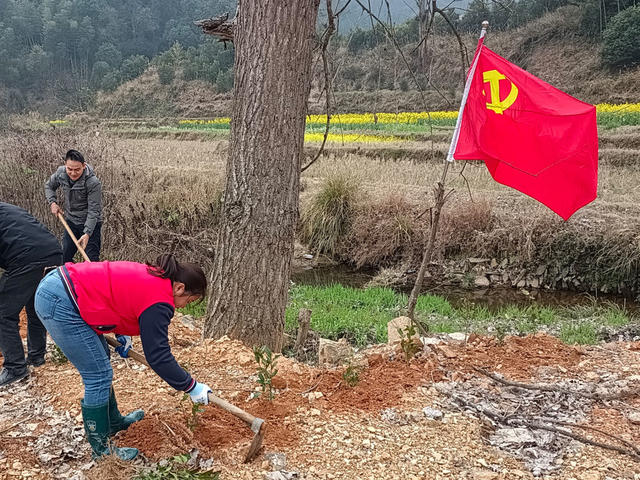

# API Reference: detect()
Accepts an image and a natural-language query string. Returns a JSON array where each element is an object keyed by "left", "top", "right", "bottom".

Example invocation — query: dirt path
[{"left": 1, "top": 316, "right": 640, "bottom": 480}]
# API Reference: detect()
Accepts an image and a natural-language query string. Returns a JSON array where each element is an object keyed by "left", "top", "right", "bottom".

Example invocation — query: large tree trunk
[{"left": 203, "top": 0, "right": 320, "bottom": 351}]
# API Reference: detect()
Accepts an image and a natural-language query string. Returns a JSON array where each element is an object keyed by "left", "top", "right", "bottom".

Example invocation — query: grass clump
[
  {"left": 286, "top": 284, "right": 398, "bottom": 345},
  {"left": 559, "top": 321, "right": 599, "bottom": 345},
  {"left": 301, "top": 175, "right": 359, "bottom": 256}
]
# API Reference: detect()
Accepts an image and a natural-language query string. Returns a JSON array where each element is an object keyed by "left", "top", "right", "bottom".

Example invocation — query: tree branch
[
  {"left": 353, "top": 0, "right": 452, "bottom": 109},
  {"left": 302, "top": 0, "right": 344, "bottom": 173}
]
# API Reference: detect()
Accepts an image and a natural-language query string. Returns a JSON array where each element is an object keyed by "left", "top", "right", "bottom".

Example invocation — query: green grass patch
[
  {"left": 559, "top": 321, "right": 599, "bottom": 345},
  {"left": 597, "top": 111, "right": 640, "bottom": 129},
  {"left": 178, "top": 284, "right": 632, "bottom": 347},
  {"left": 178, "top": 301, "right": 206, "bottom": 317}
]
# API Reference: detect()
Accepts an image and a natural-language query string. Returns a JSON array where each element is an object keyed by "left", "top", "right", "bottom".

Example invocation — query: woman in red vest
[{"left": 34, "top": 254, "right": 211, "bottom": 460}]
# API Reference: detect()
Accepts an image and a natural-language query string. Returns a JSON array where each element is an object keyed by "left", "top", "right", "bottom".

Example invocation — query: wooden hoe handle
[{"left": 56, "top": 213, "right": 91, "bottom": 263}]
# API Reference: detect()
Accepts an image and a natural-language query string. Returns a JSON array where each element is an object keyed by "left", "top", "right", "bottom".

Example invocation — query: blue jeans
[{"left": 34, "top": 270, "right": 112, "bottom": 406}]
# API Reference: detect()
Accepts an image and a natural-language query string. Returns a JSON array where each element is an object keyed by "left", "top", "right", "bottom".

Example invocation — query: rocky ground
[{"left": 1, "top": 313, "right": 640, "bottom": 480}]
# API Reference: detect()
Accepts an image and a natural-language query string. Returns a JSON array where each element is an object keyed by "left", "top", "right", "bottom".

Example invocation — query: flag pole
[
  {"left": 447, "top": 20, "right": 488, "bottom": 162},
  {"left": 406, "top": 21, "right": 489, "bottom": 322}
]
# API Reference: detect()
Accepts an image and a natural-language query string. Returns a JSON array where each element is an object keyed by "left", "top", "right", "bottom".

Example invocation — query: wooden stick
[
  {"left": 0, "top": 415, "right": 34, "bottom": 435},
  {"left": 56, "top": 213, "right": 91, "bottom": 262},
  {"left": 448, "top": 392, "right": 640, "bottom": 462},
  {"left": 516, "top": 419, "right": 640, "bottom": 462},
  {"left": 548, "top": 419, "right": 640, "bottom": 456},
  {"left": 294, "top": 308, "right": 311, "bottom": 355}
]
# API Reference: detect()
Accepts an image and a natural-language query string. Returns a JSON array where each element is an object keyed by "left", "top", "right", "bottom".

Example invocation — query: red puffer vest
[{"left": 63, "top": 261, "right": 175, "bottom": 335}]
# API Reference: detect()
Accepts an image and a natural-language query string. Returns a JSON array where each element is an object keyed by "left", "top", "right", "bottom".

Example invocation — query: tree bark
[{"left": 203, "top": 0, "right": 321, "bottom": 351}]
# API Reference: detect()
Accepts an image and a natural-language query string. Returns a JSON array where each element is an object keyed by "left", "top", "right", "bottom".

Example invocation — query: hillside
[{"left": 94, "top": 7, "right": 640, "bottom": 118}]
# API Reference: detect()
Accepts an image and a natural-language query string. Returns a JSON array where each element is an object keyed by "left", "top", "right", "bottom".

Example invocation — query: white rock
[
  {"left": 422, "top": 407, "right": 444, "bottom": 420},
  {"left": 627, "top": 412, "right": 640, "bottom": 425},
  {"left": 447, "top": 332, "right": 467, "bottom": 342}
]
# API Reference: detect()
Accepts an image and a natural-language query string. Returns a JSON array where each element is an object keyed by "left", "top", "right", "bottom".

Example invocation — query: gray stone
[
  {"left": 474, "top": 275, "right": 491, "bottom": 287},
  {"left": 263, "top": 472, "right": 299, "bottom": 480},
  {"left": 265, "top": 452, "right": 287, "bottom": 470},
  {"left": 318, "top": 338, "right": 353, "bottom": 366},
  {"left": 179, "top": 314, "right": 196, "bottom": 330}
]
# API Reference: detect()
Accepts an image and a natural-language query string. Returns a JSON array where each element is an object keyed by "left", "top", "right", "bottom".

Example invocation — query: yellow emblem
[{"left": 483, "top": 70, "right": 518, "bottom": 114}]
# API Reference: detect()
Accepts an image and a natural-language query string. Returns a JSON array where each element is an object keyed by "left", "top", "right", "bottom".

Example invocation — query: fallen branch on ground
[
  {"left": 474, "top": 366, "right": 639, "bottom": 400},
  {"left": 447, "top": 392, "right": 640, "bottom": 463}
]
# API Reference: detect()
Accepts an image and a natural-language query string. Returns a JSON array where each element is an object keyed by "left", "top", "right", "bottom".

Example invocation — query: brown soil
[
  {"left": 439, "top": 333, "right": 584, "bottom": 380},
  {"left": 3, "top": 317, "right": 640, "bottom": 480}
]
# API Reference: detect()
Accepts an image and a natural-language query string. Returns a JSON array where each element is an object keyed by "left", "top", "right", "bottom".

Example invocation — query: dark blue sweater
[{"left": 139, "top": 303, "right": 195, "bottom": 392}]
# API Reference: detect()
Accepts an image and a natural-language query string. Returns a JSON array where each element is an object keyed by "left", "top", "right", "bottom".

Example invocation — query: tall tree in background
[
  {"left": 202, "top": 0, "right": 321, "bottom": 351},
  {"left": 416, "top": 0, "right": 431, "bottom": 72}
]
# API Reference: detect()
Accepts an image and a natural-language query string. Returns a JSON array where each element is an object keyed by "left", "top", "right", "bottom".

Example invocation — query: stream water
[{"left": 291, "top": 264, "right": 639, "bottom": 313}]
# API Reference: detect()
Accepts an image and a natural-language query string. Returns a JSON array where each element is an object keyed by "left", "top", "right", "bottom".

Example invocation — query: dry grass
[
  {"left": 4, "top": 127, "right": 640, "bottom": 293},
  {"left": 300, "top": 174, "right": 360, "bottom": 256},
  {"left": 0, "top": 133, "right": 223, "bottom": 267}
]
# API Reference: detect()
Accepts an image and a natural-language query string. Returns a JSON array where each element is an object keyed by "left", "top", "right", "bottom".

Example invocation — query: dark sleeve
[
  {"left": 139, "top": 303, "right": 196, "bottom": 392},
  {"left": 44, "top": 171, "right": 60, "bottom": 204}
]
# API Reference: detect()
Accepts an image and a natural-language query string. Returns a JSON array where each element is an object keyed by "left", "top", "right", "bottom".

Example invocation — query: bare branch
[
  {"left": 432, "top": 0, "right": 469, "bottom": 86},
  {"left": 195, "top": 11, "right": 236, "bottom": 43},
  {"left": 353, "top": 0, "right": 452, "bottom": 109},
  {"left": 302, "top": 0, "right": 344, "bottom": 173}
]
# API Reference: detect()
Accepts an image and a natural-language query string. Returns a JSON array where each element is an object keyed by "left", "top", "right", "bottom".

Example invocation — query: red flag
[{"left": 452, "top": 39, "right": 598, "bottom": 220}]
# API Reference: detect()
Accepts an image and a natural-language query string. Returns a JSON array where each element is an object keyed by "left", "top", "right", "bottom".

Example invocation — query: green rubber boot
[
  {"left": 81, "top": 401, "right": 138, "bottom": 460},
  {"left": 108, "top": 387, "right": 144, "bottom": 437}
]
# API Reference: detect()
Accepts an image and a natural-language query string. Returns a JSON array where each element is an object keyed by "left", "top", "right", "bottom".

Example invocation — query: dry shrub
[
  {"left": 0, "top": 130, "right": 221, "bottom": 267},
  {"left": 300, "top": 174, "right": 359, "bottom": 256},
  {"left": 343, "top": 193, "right": 418, "bottom": 268},
  {"left": 436, "top": 199, "right": 494, "bottom": 258}
]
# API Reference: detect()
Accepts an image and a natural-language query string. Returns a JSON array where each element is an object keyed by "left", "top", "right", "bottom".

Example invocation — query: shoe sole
[{"left": 0, "top": 372, "right": 29, "bottom": 388}]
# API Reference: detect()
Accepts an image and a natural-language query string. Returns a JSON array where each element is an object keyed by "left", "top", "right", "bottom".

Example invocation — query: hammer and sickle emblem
[{"left": 483, "top": 69, "right": 518, "bottom": 115}]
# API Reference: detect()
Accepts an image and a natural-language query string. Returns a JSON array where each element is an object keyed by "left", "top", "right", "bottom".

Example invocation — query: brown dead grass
[{"left": 0, "top": 132, "right": 223, "bottom": 267}]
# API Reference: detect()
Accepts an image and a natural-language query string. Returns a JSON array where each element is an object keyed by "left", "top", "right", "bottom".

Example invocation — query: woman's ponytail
[
  {"left": 149, "top": 254, "right": 179, "bottom": 280},
  {"left": 147, "top": 254, "right": 207, "bottom": 297}
]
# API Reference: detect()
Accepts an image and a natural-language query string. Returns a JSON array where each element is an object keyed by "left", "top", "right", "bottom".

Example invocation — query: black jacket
[{"left": 0, "top": 203, "right": 62, "bottom": 270}]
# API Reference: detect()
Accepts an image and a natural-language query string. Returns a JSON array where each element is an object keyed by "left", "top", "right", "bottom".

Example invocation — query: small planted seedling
[
  {"left": 342, "top": 364, "right": 361, "bottom": 387},
  {"left": 398, "top": 322, "right": 421, "bottom": 364},
  {"left": 181, "top": 393, "right": 205, "bottom": 431},
  {"left": 133, "top": 453, "right": 220, "bottom": 480},
  {"left": 253, "top": 345, "right": 280, "bottom": 401}
]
